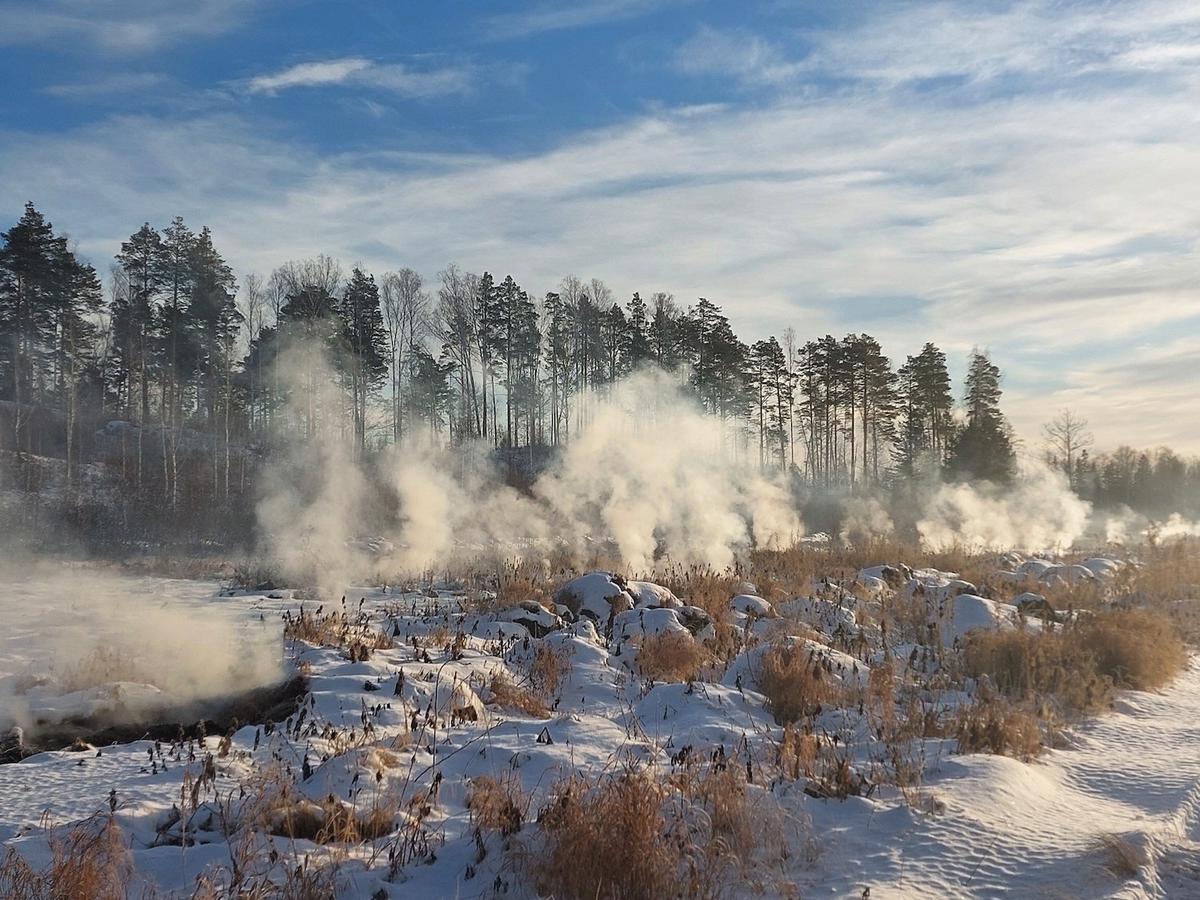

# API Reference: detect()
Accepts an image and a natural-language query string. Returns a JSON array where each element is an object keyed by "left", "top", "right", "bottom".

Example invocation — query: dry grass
[
  {"left": 0, "top": 815, "right": 132, "bottom": 900},
  {"left": 495, "top": 573, "right": 553, "bottom": 611},
  {"left": 757, "top": 643, "right": 830, "bottom": 724},
  {"left": 531, "top": 768, "right": 681, "bottom": 900},
  {"left": 953, "top": 693, "right": 1045, "bottom": 759},
  {"left": 654, "top": 565, "right": 740, "bottom": 624},
  {"left": 283, "top": 605, "right": 393, "bottom": 660},
  {"left": 777, "top": 724, "right": 820, "bottom": 780},
  {"left": 636, "top": 631, "right": 708, "bottom": 683},
  {"left": 468, "top": 775, "right": 528, "bottom": 836},
  {"left": 234, "top": 764, "right": 398, "bottom": 846},
  {"left": 526, "top": 762, "right": 786, "bottom": 900},
  {"left": 1076, "top": 609, "right": 1186, "bottom": 691},
  {"left": 262, "top": 793, "right": 397, "bottom": 844},
  {"left": 486, "top": 670, "right": 550, "bottom": 718},
  {"left": 58, "top": 646, "right": 151, "bottom": 693},
  {"left": 962, "top": 627, "right": 1112, "bottom": 715},
  {"left": 486, "top": 642, "right": 571, "bottom": 716},
  {"left": 528, "top": 643, "right": 570, "bottom": 697},
  {"left": 963, "top": 607, "right": 1186, "bottom": 719},
  {"left": 1125, "top": 539, "right": 1200, "bottom": 606},
  {"left": 1098, "top": 831, "right": 1148, "bottom": 879}
]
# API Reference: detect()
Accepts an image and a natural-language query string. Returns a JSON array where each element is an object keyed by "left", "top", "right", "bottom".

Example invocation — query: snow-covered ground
[{"left": 0, "top": 561, "right": 1196, "bottom": 898}]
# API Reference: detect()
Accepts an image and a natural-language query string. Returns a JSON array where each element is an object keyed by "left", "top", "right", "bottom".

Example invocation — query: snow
[
  {"left": 938, "top": 594, "right": 1019, "bottom": 646},
  {"left": 731, "top": 593, "right": 774, "bottom": 618},
  {"left": 552, "top": 570, "right": 630, "bottom": 620},
  {"left": 1, "top": 559, "right": 1196, "bottom": 898}
]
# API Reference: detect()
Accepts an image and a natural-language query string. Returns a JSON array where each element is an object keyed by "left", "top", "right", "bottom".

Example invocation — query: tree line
[{"left": 2, "top": 203, "right": 1197, "bottom": 539}]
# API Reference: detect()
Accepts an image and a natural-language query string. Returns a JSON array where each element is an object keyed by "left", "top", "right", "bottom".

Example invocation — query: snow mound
[
  {"left": 1038, "top": 564, "right": 1096, "bottom": 587},
  {"left": 636, "top": 681, "right": 774, "bottom": 749},
  {"left": 496, "top": 600, "right": 563, "bottom": 636},
  {"left": 730, "top": 594, "right": 774, "bottom": 619},
  {"left": 722, "top": 637, "right": 869, "bottom": 692},
  {"left": 779, "top": 596, "right": 859, "bottom": 633},
  {"left": 938, "top": 594, "right": 1019, "bottom": 646},
  {"left": 626, "top": 581, "right": 682, "bottom": 609}
]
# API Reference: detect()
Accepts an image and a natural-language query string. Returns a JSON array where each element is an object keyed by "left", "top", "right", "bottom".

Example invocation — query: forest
[{"left": 1, "top": 203, "right": 1197, "bottom": 548}]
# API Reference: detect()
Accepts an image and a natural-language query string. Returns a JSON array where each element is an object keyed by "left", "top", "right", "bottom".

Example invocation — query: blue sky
[{"left": 2, "top": 0, "right": 1199, "bottom": 452}]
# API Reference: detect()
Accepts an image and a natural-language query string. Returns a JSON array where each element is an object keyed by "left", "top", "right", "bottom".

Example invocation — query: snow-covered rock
[
  {"left": 553, "top": 571, "right": 633, "bottom": 621},
  {"left": 611, "top": 606, "right": 693, "bottom": 645},
  {"left": 722, "top": 636, "right": 870, "bottom": 692},
  {"left": 730, "top": 594, "right": 774, "bottom": 619},
  {"left": 626, "top": 580, "right": 682, "bottom": 609},
  {"left": 1038, "top": 564, "right": 1096, "bottom": 587},
  {"left": 779, "top": 596, "right": 859, "bottom": 633},
  {"left": 1016, "top": 558, "right": 1055, "bottom": 578},
  {"left": 1013, "top": 592, "right": 1059, "bottom": 622},
  {"left": 636, "top": 681, "right": 774, "bottom": 749},
  {"left": 496, "top": 600, "right": 563, "bottom": 637},
  {"left": 859, "top": 564, "right": 912, "bottom": 588},
  {"left": 937, "top": 594, "right": 1019, "bottom": 645},
  {"left": 1080, "top": 557, "right": 1122, "bottom": 580}
]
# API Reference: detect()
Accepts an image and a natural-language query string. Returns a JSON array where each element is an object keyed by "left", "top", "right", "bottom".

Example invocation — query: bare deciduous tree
[
  {"left": 1043, "top": 408, "right": 1093, "bottom": 482},
  {"left": 380, "top": 268, "right": 429, "bottom": 444}
]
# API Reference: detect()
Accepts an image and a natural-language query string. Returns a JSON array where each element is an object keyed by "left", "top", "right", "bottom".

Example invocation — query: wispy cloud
[
  {"left": 43, "top": 72, "right": 169, "bottom": 99},
  {"left": 245, "top": 57, "right": 475, "bottom": 98},
  {"left": 673, "top": 25, "right": 805, "bottom": 86},
  {"left": 676, "top": 1, "right": 1200, "bottom": 88},
  {"left": 0, "top": 0, "right": 264, "bottom": 53},
  {"left": 4, "top": 1, "right": 1200, "bottom": 451},
  {"left": 485, "top": 0, "right": 692, "bottom": 39}
]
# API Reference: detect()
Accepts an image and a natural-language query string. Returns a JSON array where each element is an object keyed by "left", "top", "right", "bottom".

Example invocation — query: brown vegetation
[
  {"left": 1076, "top": 609, "right": 1186, "bottom": 691},
  {"left": 757, "top": 642, "right": 830, "bottom": 724},
  {"left": 486, "top": 670, "right": 550, "bottom": 718},
  {"left": 953, "top": 693, "right": 1045, "bottom": 760},
  {"left": 531, "top": 769, "right": 680, "bottom": 900},
  {"left": 283, "top": 605, "right": 393, "bottom": 659},
  {"left": 963, "top": 607, "right": 1186, "bottom": 721},
  {"left": 962, "top": 626, "right": 1111, "bottom": 715},
  {"left": 528, "top": 643, "right": 570, "bottom": 697},
  {"left": 468, "top": 775, "right": 528, "bottom": 836},
  {"left": 0, "top": 815, "right": 131, "bottom": 900},
  {"left": 636, "top": 631, "right": 708, "bottom": 683}
]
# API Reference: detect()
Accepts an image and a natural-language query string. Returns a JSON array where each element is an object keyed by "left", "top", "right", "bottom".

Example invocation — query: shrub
[
  {"left": 468, "top": 775, "right": 528, "bottom": 837},
  {"left": 1076, "top": 608, "right": 1186, "bottom": 691},
  {"left": 963, "top": 606, "right": 1187, "bottom": 718},
  {"left": 283, "top": 605, "right": 393, "bottom": 658},
  {"left": 757, "top": 643, "right": 829, "bottom": 724},
  {"left": 532, "top": 769, "right": 679, "bottom": 900},
  {"left": 962, "top": 627, "right": 1112, "bottom": 715},
  {"left": 486, "top": 671, "right": 550, "bottom": 718},
  {"left": 529, "top": 643, "right": 570, "bottom": 697},
  {"left": 953, "top": 693, "right": 1044, "bottom": 759},
  {"left": 636, "top": 631, "right": 707, "bottom": 683},
  {"left": 655, "top": 565, "right": 739, "bottom": 624},
  {"left": 0, "top": 815, "right": 132, "bottom": 900}
]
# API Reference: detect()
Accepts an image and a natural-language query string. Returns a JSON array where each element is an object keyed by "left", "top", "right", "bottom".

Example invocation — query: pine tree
[
  {"left": 339, "top": 267, "right": 389, "bottom": 452},
  {"left": 541, "top": 291, "right": 574, "bottom": 446},
  {"left": 408, "top": 346, "right": 455, "bottom": 443},
  {"left": 648, "top": 292, "right": 681, "bottom": 369},
  {"left": 748, "top": 337, "right": 789, "bottom": 469},
  {"left": 894, "top": 342, "right": 953, "bottom": 477},
  {"left": 115, "top": 224, "right": 166, "bottom": 430},
  {"left": 379, "top": 268, "right": 427, "bottom": 445},
  {"left": 945, "top": 350, "right": 1016, "bottom": 484},
  {"left": 625, "top": 292, "right": 651, "bottom": 367},
  {"left": 0, "top": 204, "right": 65, "bottom": 451}
]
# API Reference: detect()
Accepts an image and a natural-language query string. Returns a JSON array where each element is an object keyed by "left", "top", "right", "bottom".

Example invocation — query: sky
[{"left": 1, "top": 0, "right": 1198, "bottom": 454}]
